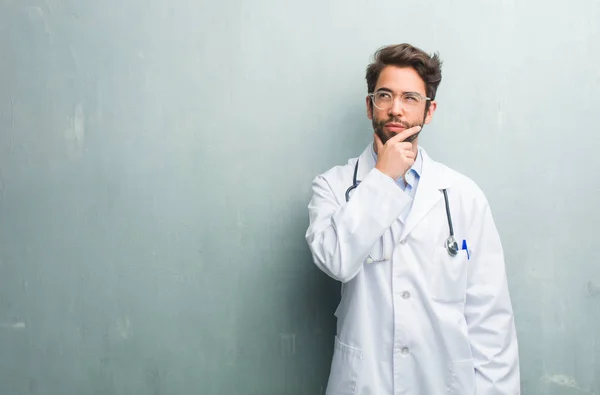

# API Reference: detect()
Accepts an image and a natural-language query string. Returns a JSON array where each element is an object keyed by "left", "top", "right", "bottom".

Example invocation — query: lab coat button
[
  {"left": 401, "top": 291, "right": 411, "bottom": 299},
  {"left": 400, "top": 238, "right": 407, "bottom": 244},
  {"left": 401, "top": 347, "right": 410, "bottom": 355}
]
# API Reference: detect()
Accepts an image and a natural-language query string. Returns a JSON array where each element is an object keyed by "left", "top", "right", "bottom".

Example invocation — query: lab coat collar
[{"left": 355, "top": 143, "right": 454, "bottom": 238}]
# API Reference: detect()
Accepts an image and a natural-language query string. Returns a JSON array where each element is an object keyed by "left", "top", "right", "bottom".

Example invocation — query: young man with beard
[{"left": 305, "top": 43, "right": 520, "bottom": 395}]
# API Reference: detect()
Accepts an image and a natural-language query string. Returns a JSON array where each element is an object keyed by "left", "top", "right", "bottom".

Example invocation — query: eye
[
  {"left": 376, "top": 92, "right": 392, "bottom": 100},
  {"left": 404, "top": 94, "right": 419, "bottom": 102}
]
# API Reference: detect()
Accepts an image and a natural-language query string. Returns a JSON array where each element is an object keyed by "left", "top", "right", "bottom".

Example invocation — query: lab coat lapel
[
  {"left": 355, "top": 144, "right": 376, "bottom": 182},
  {"left": 401, "top": 149, "right": 452, "bottom": 239}
]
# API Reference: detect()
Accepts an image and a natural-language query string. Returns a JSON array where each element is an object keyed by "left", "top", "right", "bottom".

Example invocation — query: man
[{"left": 305, "top": 43, "right": 520, "bottom": 395}]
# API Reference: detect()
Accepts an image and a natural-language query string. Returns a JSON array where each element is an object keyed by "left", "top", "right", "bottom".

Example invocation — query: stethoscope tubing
[{"left": 345, "top": 159, "right": 459, "bottom": 257}]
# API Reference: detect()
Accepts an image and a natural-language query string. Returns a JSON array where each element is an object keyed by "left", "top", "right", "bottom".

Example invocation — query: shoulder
[
  {"left": 312, "top": 155, "right": 359, "bottom": 186},
  {"left": 430, "top": 160, "right": 498, "bottom": 234},
  {"left": 449, "top": 166, "right": 487, "bottom": 200},
  {"left": 425, "top": 150, "right": 490, "bottom": 206},
  {"left": 304, "top": 157, "right": 356, "bottom": 208}
]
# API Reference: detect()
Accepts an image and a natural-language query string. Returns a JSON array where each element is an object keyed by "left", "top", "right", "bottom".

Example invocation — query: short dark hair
[{"left": 365, "top": 43, "right": 443, "bottom": 100}]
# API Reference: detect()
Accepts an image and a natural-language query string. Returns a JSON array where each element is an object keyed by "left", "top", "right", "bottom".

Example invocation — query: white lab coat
[{"left": 305, "top": 144, "right": 520, "bottom": 395}]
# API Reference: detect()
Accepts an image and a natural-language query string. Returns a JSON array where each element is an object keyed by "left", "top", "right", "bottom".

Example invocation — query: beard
[{"left": 372, "top": 113, "right": 426, "bottom": 144}]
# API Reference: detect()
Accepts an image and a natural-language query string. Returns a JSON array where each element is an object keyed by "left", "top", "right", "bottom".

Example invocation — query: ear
[
  {"left": 423, "top": 100, "right": 437, "bottom": 124},
  {"left": 366, "top": 96, "right": 373, "bottom": 120}
]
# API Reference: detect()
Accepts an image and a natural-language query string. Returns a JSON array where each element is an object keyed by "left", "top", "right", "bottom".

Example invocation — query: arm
[
  {"left": 305, "top": 167, "right": 411, "bottom": 283},
  {"left": 465, "top": 201, "right": 520, "bottom": 394}
]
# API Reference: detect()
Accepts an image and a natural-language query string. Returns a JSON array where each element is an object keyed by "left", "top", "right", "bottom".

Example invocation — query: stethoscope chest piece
[{"left": 445, "top": 235, "right": 459, "bottom": 257}]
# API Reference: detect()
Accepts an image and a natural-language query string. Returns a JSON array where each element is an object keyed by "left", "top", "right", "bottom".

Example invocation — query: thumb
[{"left": 374, "top": 133, "right": 383, "bottom": 153}]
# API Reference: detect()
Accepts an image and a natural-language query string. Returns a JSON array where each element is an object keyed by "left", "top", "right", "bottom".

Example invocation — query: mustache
[{"left": 380, "top": 118, "right": 410, "bottom": 128}]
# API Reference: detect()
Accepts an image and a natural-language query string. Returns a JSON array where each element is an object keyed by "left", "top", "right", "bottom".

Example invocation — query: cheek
[
  {"left": 413, "top": 111, "right": 429, "bottom": 125},
  {"left": 373, "top": 109, "right": 387, "bottom": 122}
]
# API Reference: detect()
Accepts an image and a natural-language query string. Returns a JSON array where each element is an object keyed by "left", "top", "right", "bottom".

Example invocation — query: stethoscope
[{"left": 345, "top": 159, "right": 460, "bottom": 258}]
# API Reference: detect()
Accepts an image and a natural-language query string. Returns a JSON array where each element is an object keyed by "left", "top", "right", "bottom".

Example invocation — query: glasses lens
[
  {"left": 373, "top": 92, "right": 392, "bottom": 108},
  {"left": 402, "top": 93, "right": 423, "bottom": 106}
]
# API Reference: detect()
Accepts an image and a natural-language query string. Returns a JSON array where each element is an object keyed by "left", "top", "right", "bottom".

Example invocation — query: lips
[{"left": 385, "top": 123, "right": 407, "bottom": 132}]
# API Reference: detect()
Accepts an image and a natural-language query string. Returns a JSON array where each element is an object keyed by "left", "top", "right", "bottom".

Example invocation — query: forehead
[{"left": 375, "top": 66, "right": 426, "bottom": 94}]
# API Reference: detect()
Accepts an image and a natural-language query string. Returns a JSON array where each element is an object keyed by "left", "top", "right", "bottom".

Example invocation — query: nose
[{"left": 388, "top": 96, "right": 404, "bottom": 117}]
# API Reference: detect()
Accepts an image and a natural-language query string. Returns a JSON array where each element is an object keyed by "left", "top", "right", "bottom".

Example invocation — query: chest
[{"left": 363, "top": 194, "right": 471, "bottom": 304}]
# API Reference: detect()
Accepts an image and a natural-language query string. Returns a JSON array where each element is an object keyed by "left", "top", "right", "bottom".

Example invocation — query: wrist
[{"left": 375, "top": 165, "right": 394, "bottom": 180}]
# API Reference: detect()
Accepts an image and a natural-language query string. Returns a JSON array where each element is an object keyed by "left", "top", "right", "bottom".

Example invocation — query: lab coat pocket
[
  {"left": 325, "top": 336, "right": 363, "bottom": 395},
  {"left": 449, "top": 359, "right": 475, "bottom": 395},
  {"left": 431, "top": 246, "right": 468, "bottom": 303}
]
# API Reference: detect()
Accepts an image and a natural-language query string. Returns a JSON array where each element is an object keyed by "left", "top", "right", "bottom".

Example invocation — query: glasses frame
[{"left": 368, "top": 90, "right": 431, "bottom": 111}]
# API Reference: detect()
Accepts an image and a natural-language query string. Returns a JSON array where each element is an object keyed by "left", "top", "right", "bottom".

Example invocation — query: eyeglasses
[{"left": 368, "top": 90, "right": 431, "bottom": 111}]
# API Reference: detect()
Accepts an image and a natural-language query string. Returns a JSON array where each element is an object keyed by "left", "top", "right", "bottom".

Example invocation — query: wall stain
[{"left": 587, "top": 281, "right": 600, "bottom": 298}]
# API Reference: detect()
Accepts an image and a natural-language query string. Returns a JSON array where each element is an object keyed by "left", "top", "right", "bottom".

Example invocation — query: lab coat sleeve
[
  {"left": 465, "top": 200, "right": 520, "bottom": 395},
  {"left": 305, "top": 167, "right": 411, "bottom": 283}
]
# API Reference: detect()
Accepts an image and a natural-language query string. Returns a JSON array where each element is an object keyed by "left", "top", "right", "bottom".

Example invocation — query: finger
[
  {"left": 398, "top": 142, "right": 415, "bottom": 151},
  {"left": 392, "top": 143, "right": 415, "bottom": 156},
  {"left": 389, "top": 125, "right": 421, "bottom": 144},
  {"left": 405, "top": 150, "right": 416, "bottom": 160},
  {"left": 373, "top": 133, "right": 383, "bottom": 152},
  {"left": 399, "top": 150, "right": 416, "bottom": 160}
]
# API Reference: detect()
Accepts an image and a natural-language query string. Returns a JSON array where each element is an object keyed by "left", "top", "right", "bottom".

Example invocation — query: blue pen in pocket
[{"left": 462, "top": 239, "right": 470, "bottom": 260}]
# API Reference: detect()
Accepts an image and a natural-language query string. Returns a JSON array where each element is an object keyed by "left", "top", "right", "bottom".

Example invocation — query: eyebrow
[{"left": 374, "top": 87, "right": 423, "bottom": 96}]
